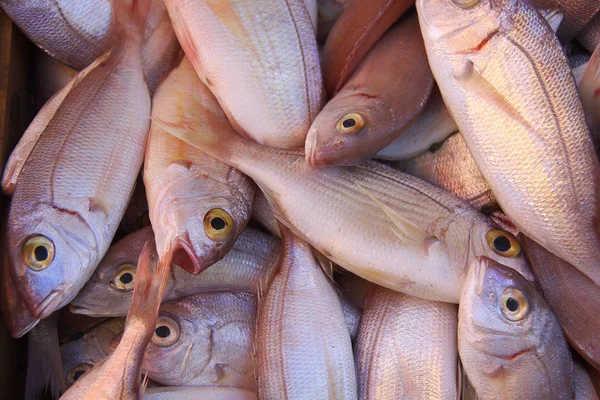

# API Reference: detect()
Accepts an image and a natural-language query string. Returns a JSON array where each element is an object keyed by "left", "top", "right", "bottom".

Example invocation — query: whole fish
[
  {"left": 375, "top": 87, "right": 458, "bottom": 161},
  {"left": 155, "top": 117, "right": 532, "bottom": 303},
  {"left": 355, "top": 286, "right": 458, "bottom": 400},
  {"left": 458, "top": 257, "right": 574, "bottom": 399},
  {"left": 60, "top": 240, "right": 170, "bottom": 400},
  {"left": 140, "top": 292, "right": 256, "bottom": 389},
  {"left": 164, "top": 0, "right": 323, "bottom": 149},
  {"left": 529, "top": 0, "right": 600, "bottom": 42},
  {"left": 396, "top": 133, "right": 497, "bottom": 213},
  {"left": 417, "top": 0, "right": 600, "bottom": 286},
  {"left": 578, "top": 13, "right": 600, "bottom": 54},
  {"left": 145, "top": 57, "right": 255, "bottom": 275},
  {"left": 60, "top": 318, "right": 125, "bottom": 388},
  {"left": 306, "top": 14, "right": 434, "bottom": 167},
  {"left": 322, "top": 0, "right": 415, "bottom": 97},
  {"left": 143, "top": 387, "right": 257, "bottom": 400},
  {"left": 6, "top": 0, "right": 151, "bottom": 319},
  {"left": 257, "top": 226, "right": 357, "bottom": 399},
  {"left": 70, "top": 226, "right": 280, "bottom": 316},
  {"left": 521, "top": 235, "right": 600, "bottom": 369},
  {"left": 575, "top": 362, "right": 600, "bottom": 400}
]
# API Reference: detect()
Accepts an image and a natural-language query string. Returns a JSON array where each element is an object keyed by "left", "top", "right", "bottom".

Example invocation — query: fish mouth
[
  {"left": 170, "top": 236, "right": 209, "bottom": 276},
  {"left": 69, "top": 304, "right": 106, "bottom": 317},
  {"left": 305, "top": 129, "right": 321, "bottom": 168},
  {"left": 11, "top": 318, "right": 40, "bottom": 339},
  {"left": 31, "top": 288, "right": 64, "bottom": 319}
]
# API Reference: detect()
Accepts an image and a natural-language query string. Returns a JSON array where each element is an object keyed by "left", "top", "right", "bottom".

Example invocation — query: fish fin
[
  {"left": 313, "top": 249, "right": 335, "bottom": 282},
  {"left": 88, "top": 196, "right": 110, "bottom": 216},
  {"left": 538, "top": 8, "right": 563, "bottom": 33},
  {"left": 355, "top": 183, "right": 430, "bottom": 246},
  {"left": 578, "top": 42, "right": 600, "bottom": 130},
  {"left": 25, "top": 313, "right": 67, "bottom": 400},
  {"left": 455, "top": 62, "right": 543, "bottom": 143},
  {"left": 114, "top": 0, "right": 151, "bottom": 35},
  {"left": 140, "top": 373, "right": 149, "bottom": 398}
]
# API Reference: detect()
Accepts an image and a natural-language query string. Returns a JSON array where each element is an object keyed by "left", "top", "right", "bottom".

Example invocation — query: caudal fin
[{"left": 114, "top": 0, "right": 152, "bottom": 38}]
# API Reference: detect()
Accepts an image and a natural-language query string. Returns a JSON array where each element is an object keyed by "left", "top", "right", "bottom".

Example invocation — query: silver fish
[{"left": 143, "top": 387, "right": 257, "bottom": 400}]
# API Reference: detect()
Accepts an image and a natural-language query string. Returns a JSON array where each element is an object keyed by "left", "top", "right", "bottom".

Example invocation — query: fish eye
[
  {"left": 500, "top": 288, "right": 530, "bottom": 321},
  {"left": 152, "top": 316, "right": 180, "bottom": 347},
  {"left": 336, "top": 113, "right": 365, "bottom": 134},
  {"left": 203, "top": 208, "right": 234, "bottom": 242},
  {"left": 452, "top": 0, "right": 481, "bottom": 8},
  {"left": 68, "top": 363, "right": 92, "bottom": 385},
  {"left": 22, "top": 235, "right": 55, "bottom": 271},
  {"left": 110, "top": 264, "right": 137, "bottom": 292},
  {"left": 486, "top": 229, "right": 521, "bottom": 257}
]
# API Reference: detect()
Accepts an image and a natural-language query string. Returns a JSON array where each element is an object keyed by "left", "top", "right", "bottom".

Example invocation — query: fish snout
[{"left": 28, "top": 286, "right": 65, "bottom": 319}]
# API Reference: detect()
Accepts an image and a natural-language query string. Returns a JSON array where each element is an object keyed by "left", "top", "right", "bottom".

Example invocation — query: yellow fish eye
[
  {"left": 452, "top": 0, "right": 481, "bottom": 8},
  {"left": 500, "top": 288, "right": 530, "bottom": 321},
  {"left": 152, "top": 316, "right": 180, "bottom": 347},
  {"left": 486, "top": 229, "right": 521, "bottom": 257},
  {"left": 22, "top": 235, "right": 55, "bottom": 271},
  {"left": 68, "top": 363, "right": 92, "bottom": 385},
  {"left": 203, "top": 208, "right": 234, "bottom": 242},
  {"left": 110, "top": 264, "right": 137, "bottom": 292},
  {"left": 336, "top": 113, "right": 365, "bottom": 134}
]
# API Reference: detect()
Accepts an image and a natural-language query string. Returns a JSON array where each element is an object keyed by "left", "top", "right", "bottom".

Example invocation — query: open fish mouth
[{"left": 31, "top": 287, "right": 64, "bottom": 319}]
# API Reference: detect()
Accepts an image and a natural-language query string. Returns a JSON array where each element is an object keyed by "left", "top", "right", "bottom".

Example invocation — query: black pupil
[
  {"left": 155, "top": 325, "right": 170, "bottom": 338},
  {"left": 506, "top": 297, "right": 519, "bottom": 312},
  {"left": 73, "top": 369, "right": 86, "bottom": 381},
  {"left": 493, "top": 236, "right": 511, "bottom": 252},
  {"left": 34, "top": 245, "right": 48, "bottom": 261},
  {"left": 211, "top": 217, "right": 226, "bottom": 230},
  {"left": 119, "top": 273, "right": 133, "bottom": 284},
  {"left": 342, "top": 118, "right": 356, "bottom": 128}
]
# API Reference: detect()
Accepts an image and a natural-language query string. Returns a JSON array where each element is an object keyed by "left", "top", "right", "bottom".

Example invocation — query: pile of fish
[{"left": 1, "top": 0, "right": 600, "bottom": 398}]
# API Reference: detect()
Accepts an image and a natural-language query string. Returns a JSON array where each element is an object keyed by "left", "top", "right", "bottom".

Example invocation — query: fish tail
[
  {"left": 114, "top": 0, "right": 152, "bottom": 39},
  {"left": 125, "top": 242, "right": 170, "bottom": 331},
  {"left": 24, "top": 313, "right": 67, "bottom": 400}
]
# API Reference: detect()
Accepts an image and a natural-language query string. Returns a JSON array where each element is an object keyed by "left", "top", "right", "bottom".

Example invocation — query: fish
[
  {"left": 25, "top": 314, "right": 67, "bottom": 400},
  {"left": 577, "top": 42, "right": 600, "bottom": 148},
  {"left": 355, "top": 286, "right": 458, "bottom": 399},
  {"left": 115, "top": 176, "right": 150, "bottom": 241},
  {"left": 164, "top": 0, "right": 323, "bottom": 149},
  {"left": 316, "top": 0, "right": 348, "bottom": 43},
  {"left": 334, "top": 271, "right": 374, "bottom": 310},
  {"left": 417, "top": 0, "right": 600, "bottom": 286},
  {"left": 321, "top": 0, "right": 415, "bottom": 97},
  {"left": 395, "top": 133, "right": 497, "bottom": 213},
  {"left": 145, "top": 56, "right": 255, "bottom": 275},
  {"left": 578, "top": 13, "right": 600, "bottom": 54},
  {"left": 143, "top": 387, "right": 257, "bottom": 400},
  {"left": 60, "top": 240, "right": 171, "bottom": 400},
  {"left": 140, "top": 292, "right": 256, "bottom": 389},
  {"left": 6, "top": 0, "right": 152, "bottom": 319},
  {"left": 60, "top": 318, "right": 125, "bottom": 388},
  {"left": 529, "top": 0, "right": 600, "bottom": 43},
  {"left": 575, "top": 362, "right": 600, "bottom": 400},
  {"left": 521, "top": 235, "right": 600, "bottom": 370},
  {"left": 256, "top": 225, "right": 357, "bottom": 399},
  {"left": 458, "top": 257, "right": 574, "bottom": 399},
  {"left": 154, "top": 115, "right": 533, "bottom": 303},
  {"left": 337, "top": 288, "right": 362, "bottom": 341},
  {"left": 375, "top": 87, "right": 458, "bottom": 161},
  {"left": 33, "top": 49, "right": 78, "bottom": 110},
  {"left": 306, "top": 13, "right": 434, "bottom": 167},
  {"left": 1, "top": 53, "right": 107, "bottom": 197},
  {"left": 251, "top": 191, "right": 281, "bottom": 238},
  {"left": 70, "top": 226, "right": 280, "bottom": 317}
]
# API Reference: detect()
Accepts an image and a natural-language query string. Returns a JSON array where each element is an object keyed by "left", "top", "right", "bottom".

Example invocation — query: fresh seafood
[
  {"left": 164, "top": 0, "right": 323, "bottom": 149},
  {"left": 575, "top": 362, "right": 600, "bottom": 400},
  {"left": 143, "top": 387, "right": 258, "bottom": 400},
  {"left": 356, "top": 286, "right": 458, "bottom": 400},
  {"left": 257, "top": 226, "right": 357, "bottom": 399},
  {"left": 70, "top": 227, "right": 280, "bottom": 316},
  {"left": 141, "top": 292, "right": 256, "bottom": 389},
  {"left": 458, "top": 257, "right": 574, "bottom": 399},
  {"left": 531, "top": 0, "right": 600, "bottom": 42},
  {"left": 306, "top": 14, "right": 434, "bottom": 167},
  {"left": 155, "top": 118, "right": 533, "bottom": 303},
  {"left": 33, "top": 50, "right": 77, "bottom": 109},
  {"left": 251, "top": 191, "right": 281, "bottom": 237},
  {"left": 418, "top": 0, "right": 600, "bottom": 286}
]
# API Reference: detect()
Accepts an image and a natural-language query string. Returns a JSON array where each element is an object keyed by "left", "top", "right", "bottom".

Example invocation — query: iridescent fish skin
[
  {"left": 529, "top": 0, "right": 600, "bottom": 42},
  {"left": 70, "top": 227, "right": 280, "bottom": 316},
  {"left": 145, "top": 57, "right": 255, "bottom": 275},
  {"left": 418, "top": 0, "right": 600, "bottom": 286},
  {"left": 458, "top": 257, "right": 574, "bottom": 400},
  {"left": 144, "top": 387, "right": 258, "bottom": 400},
  {"left": 164, "top": 0, "right": 323, "bottom": 149}
]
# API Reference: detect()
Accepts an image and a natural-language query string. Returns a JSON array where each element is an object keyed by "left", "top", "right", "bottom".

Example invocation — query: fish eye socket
[
  {"left": 152, "top": 316, "right": 180, "bottom": 347},
  {"left": 203, "top": 208, "right": 234, "bottom": 242},
  {"left": 485, "top": 229, "right": 521, "bottom": 257},
  {"left": 110, "top": 264, "right": 137, "bottom": 292},
  {"left": 336, "top": 113, "right": 365, "bottom": 134},
  {"left": 452, "top": 0, "right": 481, "bottom": 8},
  {"left": 68, "top": 363, "right": 92, "bottom": 385},
  {"left": 500, "top": 288, "right": 530, "bottom": 321},
  {"left": 22, "top": 235, "right": 55, "bottom": 271}
]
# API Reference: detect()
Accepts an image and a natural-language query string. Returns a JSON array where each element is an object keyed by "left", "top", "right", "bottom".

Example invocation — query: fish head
[
  {"left": 8, "top": 204, "right": 97, "bottom": 319},
  {"left": 70, "top": 227, "right": 175, "bottom": 317},
  {"left": 142, "top": 304, "right": 211, "bottom": 385},
  {"left": 305, "top": 91, "right": 383, "bottom": 167}
]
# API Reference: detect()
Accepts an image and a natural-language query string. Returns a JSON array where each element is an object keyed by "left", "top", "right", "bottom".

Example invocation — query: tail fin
[
  {"left": 125, "top": 242, "right": 171, "bottom": 330},
  {"left": 24, "top": 313, "right": 67, "bottom": 400},
  {"left": 114, "top": 0, "right": 152, "bottom": 38}
]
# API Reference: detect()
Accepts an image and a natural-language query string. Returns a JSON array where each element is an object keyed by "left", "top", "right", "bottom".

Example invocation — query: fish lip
[
  {"left": 68, "top": 304, "right": 105, "bottom": 317},
  {"left": 11, "top": 318, "right": 40, "bottom": 339},
  {"left": 31, "top": 288, "right": 64, "bottom": 319},
  {"left": 171, "top": 235, "right": 207, "bottom": 276},
  {"left": 474, "top": 256, "right": 489, "bottom": 296},
  {"left": 305, "top": 129, "right": 321, "bottom": 168}
]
